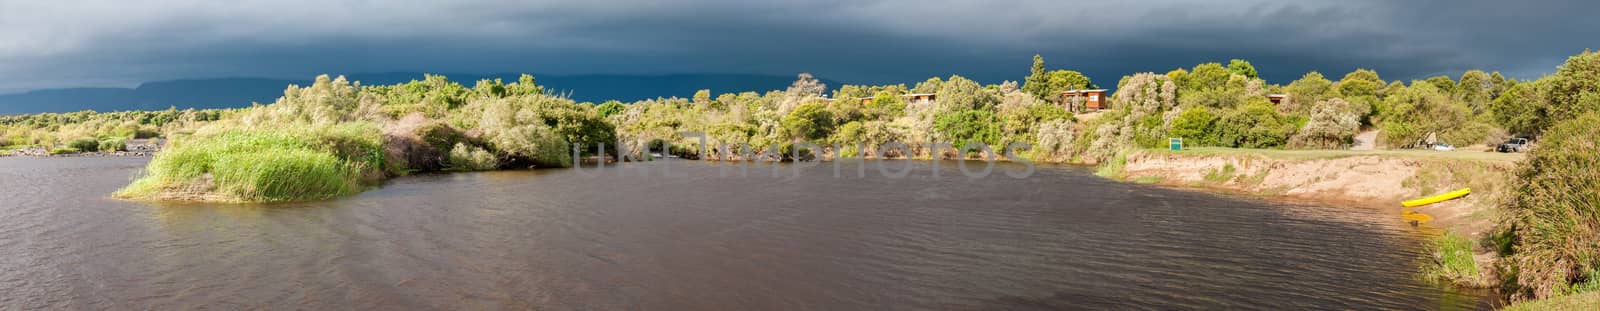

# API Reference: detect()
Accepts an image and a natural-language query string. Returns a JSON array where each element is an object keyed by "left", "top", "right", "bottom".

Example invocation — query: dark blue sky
[{"left": 1, "top": 0, "right": 1595, "bottom": 93}]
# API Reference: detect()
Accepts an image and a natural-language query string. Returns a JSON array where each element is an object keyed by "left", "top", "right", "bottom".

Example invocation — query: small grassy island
[
  {"left": 111, "top": 75, "right": 610, "bottom": 202},
  {"left": 4, "top": 51, "right": 1599, "bottom": 309}
]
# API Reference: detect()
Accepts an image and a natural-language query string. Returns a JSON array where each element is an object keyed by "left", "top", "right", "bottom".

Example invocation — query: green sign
[{"left": 1169, "top": 138, "right": 1183, "bottom": 151}]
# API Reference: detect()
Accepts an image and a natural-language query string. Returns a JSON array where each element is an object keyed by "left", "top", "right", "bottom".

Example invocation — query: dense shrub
[
  {"left": 1290, "top": 98, "right": 1361, "bottom": 149},
  {"left": 383, "top": 113, "right": 465, "bottom": 172},
  {"left": 98, "top": 138, "right": 127, "bottom": 152},
  {"left": 1213, "top": 101, "right": 1294, "bottom": 148},
  {"left": 933, "top": 109, "right": 1001, "bottom": 154},
  {"left": 1170, "top": 106, "right": 1217, "bottom": 146},
  {"left": 1080, "top": 73, "right": 1178, "bottom": 162},
  {"left": 67, "top": 138, "right": 99, "bottom": 152},
  {"left": 1380, "top": 82, "right": 1480, "bottom": 148},
  {"left": 781, "top": 102, "right": 834, "bottom": 141},
  {"left": 448, "top": 143, "right": 499, "bottom": 171},
  {"left": 1031, "top": 119, "right": 1077, "bottom": 162},
  {"left": 1540, "top": 50, "right": 1600, "bottom": 132},
  {"left": 1495, "top": 112, "right": 1600, "bottom": 301}
]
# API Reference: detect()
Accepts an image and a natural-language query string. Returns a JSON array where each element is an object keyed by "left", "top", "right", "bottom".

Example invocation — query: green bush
[
  {"left": 486, "top": 123, "right": 571, "bottom": 168},
  {"left": 934, "top": 109, "right": 1001, "bottom": 153},
  {"left": 782, "top": 102, "right": 834, "bottom": 141},
  {"left": 98, "top": 138, "right": 127, "bottom": 152},
  {"left": 1171, "top": 107, "right": 1217, "bottom": 146},
  {"left": 448, "top": 143, "right": 499, "bottom": 171},
  {"left": 1496, "top": 112, "right": 1600, "bottom": 300},
  {"left": 1212, "top": 101, "right": 1294, "bottom": 148},
  {"left": 1289, "top": 98, "right": 1360, "bottom": 149},
  {"left": 49, "top": 147, "right": 79, "bottom": 155},
  {"left": 67, "top": 138, "right": 99, "bottom": 152}
]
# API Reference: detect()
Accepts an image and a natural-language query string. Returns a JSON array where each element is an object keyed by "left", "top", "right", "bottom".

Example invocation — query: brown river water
[{"left": 1, "top": 157, "right": 1492, "bottom": 310}]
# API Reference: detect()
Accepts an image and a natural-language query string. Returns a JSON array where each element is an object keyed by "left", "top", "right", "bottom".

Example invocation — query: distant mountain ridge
[{"left": 0, "top": 73, "right": 841, "bottom": 115}]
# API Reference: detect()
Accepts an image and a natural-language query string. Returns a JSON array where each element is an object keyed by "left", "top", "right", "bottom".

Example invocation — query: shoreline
[{"left": 1099, "top": 147, "right": 1518, "bottom": 291}]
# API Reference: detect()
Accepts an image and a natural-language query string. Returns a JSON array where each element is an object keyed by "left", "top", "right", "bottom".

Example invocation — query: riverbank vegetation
[
  {"left": 1421, "top": 230, "right": 1490, "bottom": 287},
  {"left": 1494, "top": 112, "right": 1600, "bottom": 302},
  {"left": 0, "top": 109, "right": 224, "bottom": 154},
  {"left": 113, "top": 74, "right": 613, "bottom": 202}
]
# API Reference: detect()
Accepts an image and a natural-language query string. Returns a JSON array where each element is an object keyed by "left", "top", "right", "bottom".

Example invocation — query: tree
[
  {"left": 935, "top": 75, "right": 999, "bottom": 111},
  {"left": 1185, "top": 63, "right": 1232, "bottom": 92},
  {"left": 1425, "top": 75, "right": 1457, "bottom": 95},
  {"left": 1489, "top": 71, "right": 1513, "bottom": 98},
  {"left": 595, "top": 101, "right": 625, "bottom": 118},
  {"left": 1165, "top": 68, "right": 1190, "bottom": 87},
  {"left": 1283, "top": 72, "right": 1335, "bottom": 115},
  {"left": 1023, "top": 55, "right": 1050, "bottom": 99},
  {"left": 1379, "top": 82, "right": 1479, "bottom": 148},
  {"left": 1213, "top": 100, "right": 1295, "bottom": 148},
  {"left": 1227, "top": 59, "right": 1258, "bottom": 79},
  {"left": 1049, "top": 70, "right": 1095, "bottom": 90},
  {"left": 693, "top": 89, "right": 712, "bottom": 105},
  {"left": 934, "top": 109, "right": 1001, "bottom": 154},
  {"left": 865, "top": 91, "right": 906, "bottom": 118},
  {"left": 1290, "top": 98, "right": 1361, "bottom": 149},
  {"left": 1336, "top": 69, "right": 1383, "bottom": 98},
  {"left": 1170, "top": 106, "right": 1218, "bottom": 146},
  {"left": 1541, "top": 50, "right": 1600, "bottom": 131},
  {"left": 1023, "top": 55, "right": 1096, "bottom": 103},
  {"left": 912, "top": 77, "right": 944, "bottom": 94},
  {"left": 1490, "top": 80, "right": 1546, "bottom": 136},
  {"left": 781, "top": 102, "right": 834, "bottom": 141},
  {"left": 786, "top": 73, "right": 826, "bottom": 97},
  {"left": 1457, "top": 70, "right": 1493, "bottom": 115},
  {"left": 1486, "top": 50, "right": 1600, "bottom": 137}
]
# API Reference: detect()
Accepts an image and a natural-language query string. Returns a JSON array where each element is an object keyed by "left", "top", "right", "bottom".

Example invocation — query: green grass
[
  {"left": 1203, "top": 163, "right": 1237, "bottom": 183},
  {"left": 1501, "top": 291, "right": 1600, "bottom": 311},
  {"left": 1420, "top": 230, "right": 1489, "bottom": 288},
  {"left": 1151, "top": 146, "right": 1524, "bottom": 162},
  {"left": 117, "top": 123, "right": 386, "bottom": 202},
  {"left": 1094, "top": 150, "right": 1129, "bottom": 179}
]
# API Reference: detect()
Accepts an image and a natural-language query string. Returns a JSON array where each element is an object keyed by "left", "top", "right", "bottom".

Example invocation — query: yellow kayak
[{"left": 1402, "top": 188, "right": 1471, "bottom": 207}]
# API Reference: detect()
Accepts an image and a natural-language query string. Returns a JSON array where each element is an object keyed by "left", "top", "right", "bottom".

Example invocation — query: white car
[{"left": 1432, "top": 143, "right": 1456, "bottom": 151}]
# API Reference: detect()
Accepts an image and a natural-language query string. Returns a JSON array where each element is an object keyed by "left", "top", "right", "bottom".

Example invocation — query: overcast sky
[{"left": 1, "top": 0, "right": 1595, "bottom": 93}]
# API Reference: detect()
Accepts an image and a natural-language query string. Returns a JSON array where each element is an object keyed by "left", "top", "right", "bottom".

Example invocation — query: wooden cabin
[
  {"left": 1267, "top": 94, "right": 1287, "bottom": 105},
  {"left": 902, "top": 93, "right": 936, "bottom": 105},
  {"left": 1060, "top": 89, "right": 1109, "bottom": 110}
]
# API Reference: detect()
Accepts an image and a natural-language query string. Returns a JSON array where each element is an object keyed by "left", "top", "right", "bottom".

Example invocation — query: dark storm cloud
[{"left": 0, "top": 0, "right": 1595, "bottom": 92}]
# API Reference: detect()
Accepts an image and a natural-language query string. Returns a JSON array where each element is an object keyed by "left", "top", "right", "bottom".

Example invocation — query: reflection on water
[{"left": 0, "top": 157, "right": 1492, "bottom": 309}]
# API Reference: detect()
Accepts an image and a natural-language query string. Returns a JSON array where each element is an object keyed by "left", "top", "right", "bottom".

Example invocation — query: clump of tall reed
[
  {"left": 1419, "top": 230, "right": 1489, "bottom": 288},
  {"left": 1495, "top": 112, "right": 1600, "bottom": 301},
  {"left": 116, "top": 123, "right": 387, "bottom": 202}
]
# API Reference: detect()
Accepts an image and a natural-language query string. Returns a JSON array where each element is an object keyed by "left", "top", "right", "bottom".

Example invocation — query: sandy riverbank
[{"left": 1105, "top": 147, "right": 1521, "bottom": 287}]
